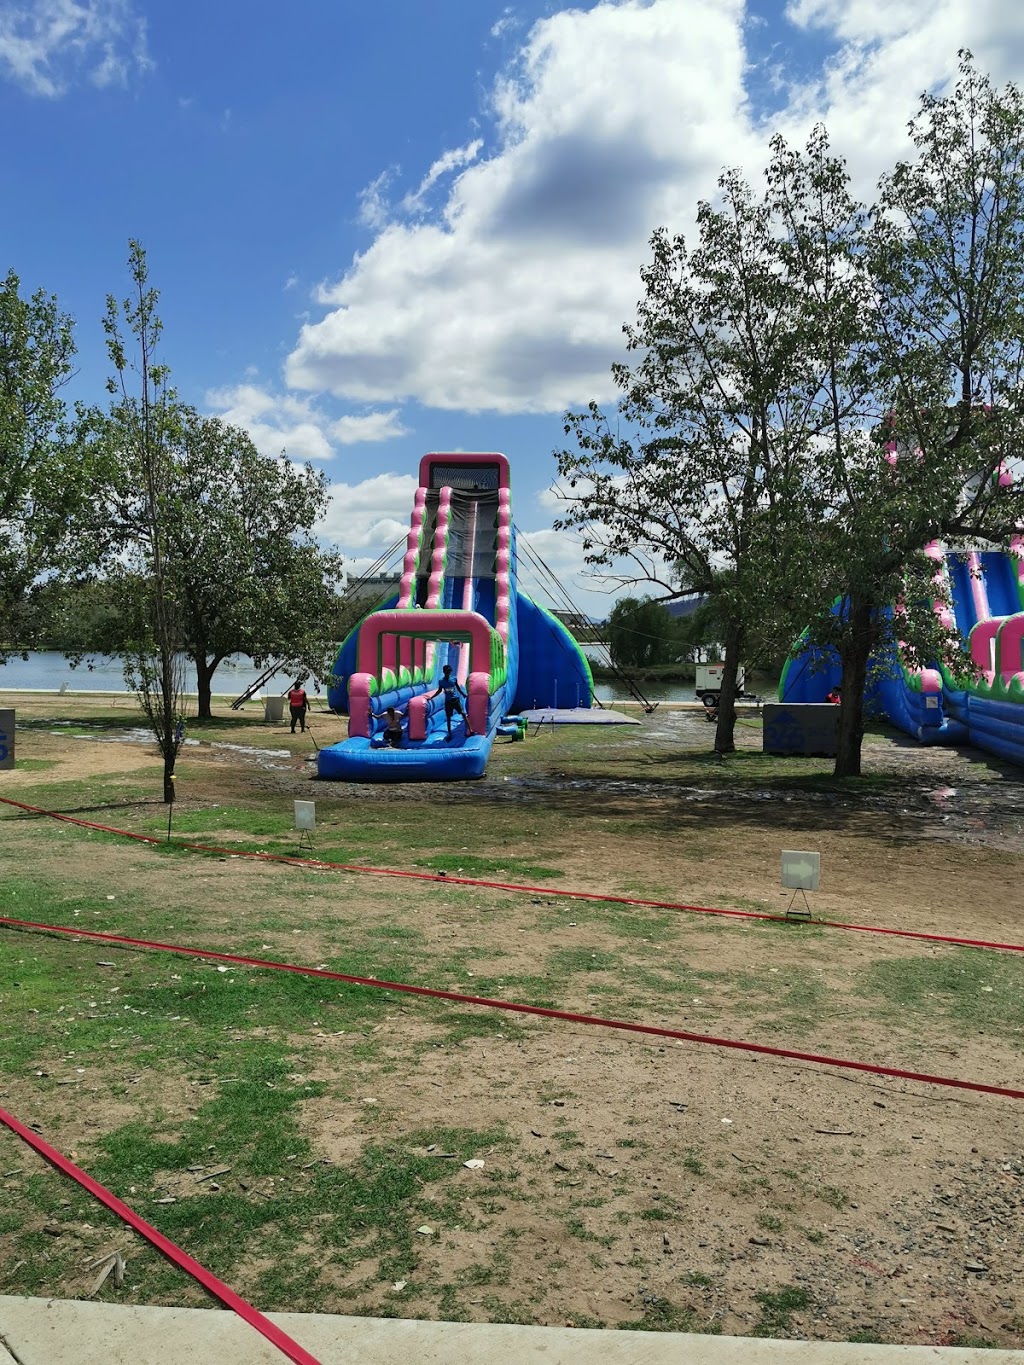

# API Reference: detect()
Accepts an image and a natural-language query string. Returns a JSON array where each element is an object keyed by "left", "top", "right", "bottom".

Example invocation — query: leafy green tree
[
  {"left": 555, "top": 156, "right": 825, "bottom": 753},
  {"left": 133, "top": 410, "right": 343, "bottom": 719},
  {"left": 790, "top": 55, "right": 1024, "bottom": 775},
  {"left": 24, "top": 579, "right": 128, "bottom": 655},
  {"left": 94, "top": 241, "right": 188, "bottom": 803},
  {"left": 84, "top": 245, "right": 347, "bottom": 768},
  {"left": 559, "top": 55, "right": 1024, "bottom": 778},
  {"left": 606, "top": 596, "right": 679, "bottom": 669},
  {"left": 0, "top": 269, "right": 80, "bottom": 657}
]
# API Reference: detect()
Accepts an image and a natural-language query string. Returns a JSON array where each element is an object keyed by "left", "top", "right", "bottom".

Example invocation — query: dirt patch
[
  {"left": 293, "top": 1025, "right": 1022, "bottom": 1341},
  {"left": 2, "top": 695, "right": 1023, "bottom": 1344}
]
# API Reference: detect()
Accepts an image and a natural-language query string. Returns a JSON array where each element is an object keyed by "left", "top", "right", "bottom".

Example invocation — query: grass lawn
[{"left": 1, "top": 691, "right": 1022, "bottom": 1346}]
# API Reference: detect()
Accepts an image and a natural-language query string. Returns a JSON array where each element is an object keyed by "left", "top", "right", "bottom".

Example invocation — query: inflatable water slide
[
  {"left": 318, "top": 452, "right": 593, "bottom": 781},
  {"left": 779, "top": 541, "right": 1024, "bottom": 765}
]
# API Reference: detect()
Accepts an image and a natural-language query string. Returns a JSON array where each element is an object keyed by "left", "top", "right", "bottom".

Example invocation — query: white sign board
[
  {"left": 0, "top": 710, "right": 14, "bottom": 771},
  {"left": 781, "top": 850, "right": 820, "bottom": 891},
  {"left": 294, "top": 800, "right": 316, "bottom": 832}
]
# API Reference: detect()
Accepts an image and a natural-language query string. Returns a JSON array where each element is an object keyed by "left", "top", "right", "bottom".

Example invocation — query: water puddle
[{"left": 51, "top": 725, "right": 296, "bottom": 768}]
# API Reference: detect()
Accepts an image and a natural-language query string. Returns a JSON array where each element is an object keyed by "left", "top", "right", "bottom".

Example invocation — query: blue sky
[{"left": 2, "top": 0, "right": 1020, "bottom": 618}]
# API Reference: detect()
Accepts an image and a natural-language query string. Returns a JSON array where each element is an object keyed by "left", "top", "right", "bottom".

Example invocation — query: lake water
[
  {"left": 0, "top": 651, "right": 293, "bottom": 698},
  {"left": 0, "top": 651, "right": 708, "bottom": 705}
]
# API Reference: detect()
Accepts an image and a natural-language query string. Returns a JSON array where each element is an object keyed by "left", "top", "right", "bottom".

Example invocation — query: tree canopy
[
  {"left": 556, "top": 53, "right": 1024, "bottom": 776},
  {"left": 87, "top": 402, "right": 344, "bottom": 717},
  {"left": 606, "top": 596, "right": 680, "bottom": 669},
  {"left": 0, "top": 269, "right": 80, "bottom": 657}
]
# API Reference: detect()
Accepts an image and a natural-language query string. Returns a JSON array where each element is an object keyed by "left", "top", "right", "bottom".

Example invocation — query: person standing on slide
[
  {"left": 430, "top": 665, "right": 473, "bottom": 739},
  {"left": 288, "top": 680, "right": 309, "bottom": 733}
]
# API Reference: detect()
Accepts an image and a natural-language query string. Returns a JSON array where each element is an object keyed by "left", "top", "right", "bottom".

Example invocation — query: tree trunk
[
  {"left": 159, "top": 649, "right": 178, "bottom": 802},
  {"left": 714, "top": 620, "right": 745, "bottom": 755},
  {"left": 833, "top": 601, "right": 873, "bottom": 778},
  {"left": 195, "top": 655, "right": 220, "bottom": 720},
  {"left": 162, "top": 749, "right": 176, "bottom": 804}
]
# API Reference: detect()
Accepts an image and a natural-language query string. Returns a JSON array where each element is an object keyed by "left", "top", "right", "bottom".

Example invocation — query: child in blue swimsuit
[{"left": 430, "top": 665, "right": 473, "bottom": 738}]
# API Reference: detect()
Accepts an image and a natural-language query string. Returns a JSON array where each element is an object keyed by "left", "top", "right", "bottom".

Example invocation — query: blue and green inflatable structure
[
  {"left": 318, "top": 452, "right": 594, "bottom": 780},
  {"left": 780, "top": 538, "right": 1024, "bottom": 766}
]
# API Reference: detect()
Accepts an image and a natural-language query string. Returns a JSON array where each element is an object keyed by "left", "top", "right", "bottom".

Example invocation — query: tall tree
[
  {"left": 0, "top": 269, "right": 79, "bottom": 656},
  {"left": 98, "top": 241, "right": 187, "bottom": 803},
  {"left": 559, "top": 56, "right": 1024, "bottom": 779},
  {"left": 155, "top": 410, "right": 344, "bottom": 719},
  {"left": 789, "top": 55, "right": 1024, "bottom": 775},
  {"left": 555, "top": 160, "right": 827, "bottom": 753},
  {"left": 606, "top": 596, "right": 679, "bottom": 669}
]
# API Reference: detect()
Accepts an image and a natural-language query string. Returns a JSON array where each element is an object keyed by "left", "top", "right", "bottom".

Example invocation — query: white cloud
[
  {"left": 357, "top": 168, "right": 397, "bottom": 229},
  {"left": 287, "top": 0, "right": 756, "bottom": 416},
  {"left": 490, "top": 9, "right": 517, "bottom": 40},
  {"left": 284, "top": 0, "right": 1024, "bottom": 423},
  {"left": 517, "top": 526, "right": 644, "bottom": 622},
  {"left": 331, "top": 409, "right": 410, "bottom": 446},
  {"left": 284, "top": 273, "right": 299, "bottom": 291},
  {"left": 775, "top": 0, "right": 1024, "bottom": 189},
  {"left": 400, "top": 139, "right": 484, "bottom": 216},
  {"left": 524, "top": 483, "right": 679, "bottom": 619},
  {"left": 205, "top": 384, "right": 336, "bottom": 463},
  {"left": 317, "top": 473, "right": 420, "bottom": 553},
  {"left": 205, "top": 383, "right": 410, "bottom": 461},
  {"left": 0, "top": 0, "right": 150, "bottom": 97}
]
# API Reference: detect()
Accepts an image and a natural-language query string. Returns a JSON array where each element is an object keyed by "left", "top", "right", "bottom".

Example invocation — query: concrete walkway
[{"left": 1, "top": 1299, "right": 1021, "bottom": 1365}]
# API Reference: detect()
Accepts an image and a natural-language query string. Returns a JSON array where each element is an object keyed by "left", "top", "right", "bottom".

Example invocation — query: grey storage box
[{"left": 763, "top": 702, "right": 840, "bottom": 757}]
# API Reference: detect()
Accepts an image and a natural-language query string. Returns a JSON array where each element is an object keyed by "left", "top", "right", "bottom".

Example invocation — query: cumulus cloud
[
  {"left": 331, "top": 409, "right": 410, "bottom": 445},
  {"left": 205, "top": 384, "right": 336, "bottom": 462},
  {"left": 400, "top": 139, "right": 484, "bottom": 216},
  {"left": 0, "top": 0, "right": 150, "bottom": 97},
  {"left": 288, "top": 0, "right": 756, "bottom": 416},
  {"left": 317, "top": 473, "right": 420, "bottom": 553},
  {"left": 357, "top": 168, "right": 397, "bottom": 230},
  {"left": 517, "top": 526, "right": 648, "bottom": 622},
  {"left": 205, "top": 383, "right": 411, "bottom": 462},
  {"left": 490, "top": 8, "right": 517, "bottom": 40},
  {"left": 775, "top": 0, "right": 1024, "bottom": 187},
  {"left": 284, "top": 0, "right": 1024, "bottom": 424}
]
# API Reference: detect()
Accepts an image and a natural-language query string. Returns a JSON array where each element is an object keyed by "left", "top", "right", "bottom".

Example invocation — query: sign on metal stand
[
  {"left": 294, "top": 800, "right": 315, "bottom": 852},
  {"left": 781, "top": 850, "right": 819, "bottom": 920},
  {"left": 0, "top": 710, "right": 14, "bottom": 771}
]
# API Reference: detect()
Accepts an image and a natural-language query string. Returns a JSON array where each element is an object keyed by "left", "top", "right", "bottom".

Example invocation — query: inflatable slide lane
[
  {"left": 318, "top": 452, "right": 593, "bottom": 781},
  {"left": 780, "top": 539, "right": 1024, "bottom": 766}
]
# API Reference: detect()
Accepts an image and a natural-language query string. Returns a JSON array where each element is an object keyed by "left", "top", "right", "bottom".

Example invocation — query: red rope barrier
[
  {"left": 2, "top": 915, "right": 1022, "bottom": 1103},
  {"left": 0, "top": 1104, "right": 322, "bottom": 1365},
  {"left": 2, "top": 795, "right": 1021, "bottom": 956}
]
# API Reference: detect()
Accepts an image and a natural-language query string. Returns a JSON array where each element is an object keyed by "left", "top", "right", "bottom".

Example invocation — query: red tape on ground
[
  {"left": 0, "top": 1104, "right": 322, "bottom": 1365},
  {"left": 2, "top": 915, "right": 1022, "bottom": 1103},
  {"left": 2, "top": 795, "right": 1022, "bottom": 957}
]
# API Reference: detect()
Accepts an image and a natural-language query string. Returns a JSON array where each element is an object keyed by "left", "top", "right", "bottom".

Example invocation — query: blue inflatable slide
[
  {"left": 317, "top": 452, "right": 594, "bottom": 781},
  {"left": 780, "top": 540, "right": 1024, "bottom": 765}
]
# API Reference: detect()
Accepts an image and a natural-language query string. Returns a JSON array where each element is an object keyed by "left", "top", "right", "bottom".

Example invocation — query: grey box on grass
[
  {"left": 762, "top": 702, "right": 840, "bottom": 757},
  {"left": 0, "top": 709, "right": 14, "bottom": 770}
]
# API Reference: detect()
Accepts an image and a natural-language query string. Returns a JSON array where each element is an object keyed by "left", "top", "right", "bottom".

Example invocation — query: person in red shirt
[{"left": 288, "top": 680, "right": 309, "bottom": 733}]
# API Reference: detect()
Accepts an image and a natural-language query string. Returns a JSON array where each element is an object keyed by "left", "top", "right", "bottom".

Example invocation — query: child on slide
[
  {"left": 372, "top": 705, "right": 406, "bottom": 747},
  {"left": 430, "top": 665, "right": 473, "bottom": 739}
]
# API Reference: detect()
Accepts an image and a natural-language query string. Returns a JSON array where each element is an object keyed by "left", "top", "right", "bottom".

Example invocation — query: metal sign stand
[
  {"left": 780, "top": 850, "right": 820, "bottom": 921},
  {"left": 294, "top": 800, "right": 316, "bottom": 852},
  {"left": 785, "top": 887, "right": 813, "bottom": 920}
]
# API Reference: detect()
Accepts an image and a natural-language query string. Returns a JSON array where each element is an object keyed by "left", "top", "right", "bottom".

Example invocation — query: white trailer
[{"left": 695, "top": 664, "right": 753, "bottom": 706}]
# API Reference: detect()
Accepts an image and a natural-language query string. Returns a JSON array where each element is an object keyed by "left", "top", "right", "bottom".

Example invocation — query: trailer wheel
[{"left": 700, "top": 692, "right": 719, "bottom": 708}]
